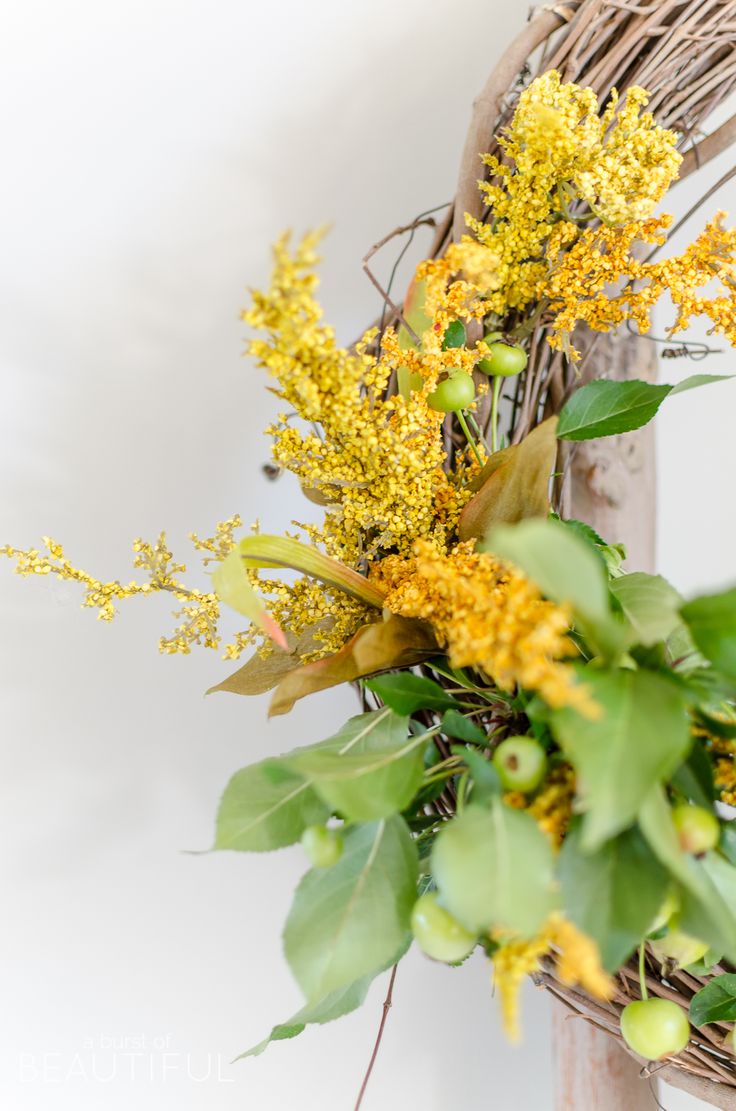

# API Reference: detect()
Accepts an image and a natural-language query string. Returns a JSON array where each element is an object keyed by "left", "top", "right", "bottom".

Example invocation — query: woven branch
[
  {"left": 367, "top": 1, "right": 736, "bottom": 1103},
  {"left": 537, "top": 953, "right": 736, "bottom": 1109}
]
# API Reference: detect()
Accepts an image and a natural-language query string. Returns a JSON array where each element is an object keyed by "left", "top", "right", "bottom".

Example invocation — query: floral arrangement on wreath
[{"left": 6, "top": 71, "right": 736, "bottom": 1068}]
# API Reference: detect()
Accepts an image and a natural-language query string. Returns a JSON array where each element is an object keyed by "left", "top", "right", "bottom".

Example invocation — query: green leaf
[
  {"left": 700, "top": 851, "right": 736, "bottom": 920},
  {"left": 247, "top": 709, "right": 416, "bottom": 824},
  {"left": 451, "top": 746, "right": 502, "bottom": 804},
  {"left": 638, "top": 786, "right": 736, "bottom": 961},
  {"left": 236, "top": 957, "right": 405, "bottom": 1059},
  {"left": 442, "top": 320, "right": 466, "bottom": 349},
  {"left": 671, "top": 742, "right": 716, "bottom": 807},
  {"left": 441, "top": 710, "right": 488, "bottom": 744},
  {"left": 486, "top": 518, "right": 624, "bottom": 657},
  {"left": 610, "top": 573, "right": 684, "bottom": 648},
  {"left": 689, "top": 974, "right": 736, "bottom": 1026},
  {"left": 283, "top": 817, "right": 417, "bottom": 1002},
  {"left": 721, "top": 826, "right": 736, "bottom": 868},
  {"left": 214, "top": 760, "right": 329, "bottom": 852},
  {"left": 558, "top": 822, "right": 669, "bottom": 971},
  {"left": 431, "top": 801, "right": 557, "bottom": 935},
  {"left": 669, "top": 374, "right": 733, "bottom": 396},
  {"left": 287, "top": 731, "right": 426, "bottom": 821},
  {"left": 694, "top": 708, "right": 736, "bottom": 739},
  {"left": 557, "top": 375, "right": 732, "bottom": 441},
  {"left": 365, "top": 672, "right": 458, "bottom": 715},
  {"left": 681, "top": 587, "right": 736, "bottom": 679},
  {"left": 551, "top": 670, "right": 691, "bottom": 851}
]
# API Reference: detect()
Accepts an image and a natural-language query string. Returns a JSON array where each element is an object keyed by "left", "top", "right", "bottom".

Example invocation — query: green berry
[
  {"left": 411, "top": 892, "right": 476, "bottom": 963},
  {"left": 476, "top": 341, "right": 527, "bottom": 378},
  {"left": 672, "top": 804, "right": 720, "bottom": 855},
  {"left": 301, "top": 824, "right": 343, "bottom": 868},
  {"left": 428, "top": 372, "right": 476, "bottom": 413},
  {"left": 620, "top": 998, "right": 690, "bottom": 1060},
  {"left": 442, "top": 320, "right": 467, "bottom": 349},
  {"left": 492, "top": 736, "right": 546, "bottom": 793}
]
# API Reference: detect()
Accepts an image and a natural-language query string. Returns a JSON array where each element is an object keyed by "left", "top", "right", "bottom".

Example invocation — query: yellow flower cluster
[
  {"left": 372, "top": 540, "right": 594, "bottom": 713},
  {"left": 452, "top": 71, "right": 681, "bottom": 317},
  {"left": 545, "top": 213, "right": 736, "bottom": 357},
  {"left": 1, "top": 519, "right": 249, "bottom": 657},
  {"left": 505, "top": 764, "right": 577, "bottom": 848},
  {"left": 226, "top": 570, "right": 372, "bottom": 662},
  {"left": 244, "top": 232, "right": 471, "bottom": 568},
  {"left": 493, "top": 912, "right": 613, "bottom": 1040}
]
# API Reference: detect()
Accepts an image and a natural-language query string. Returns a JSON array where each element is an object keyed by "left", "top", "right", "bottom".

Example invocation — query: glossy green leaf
[
  {"left": 639, "top": 786, "right": 736, "bottom": 961},
  {"left": 689, "top": 974, "right": 736, "bottom": 1026},
  {"left": 487, "top": 518, "right": 624, "bottom": 656},
  {"left": 551, "top": 670, "right": 691, "bottom": 851},
  {"left": 610, "top": 573, "right": 683, "bottom": 648},
  {"left": 681, "top": 587, "right": 736, "bottom": 679},
  {"left": 214, "top": 760, "right": 329, "bottom": 852},
  {"left": 431, "top": 801, "right": 557, "bottom": 935},
  {"left": 442, "top": 320, "right": 467, "bottom": 349},
  {"left": 365, "top": 673, "right": 458, "bottom": 715},
  {"left": 558, "top": 822, "right": 669, "bottom": 970},
  {"left": 284, "top": 817, "right": 417, "bottom": 1002},
  {"left": 557, "top": 375, "right": 732, "bottom": 441}
]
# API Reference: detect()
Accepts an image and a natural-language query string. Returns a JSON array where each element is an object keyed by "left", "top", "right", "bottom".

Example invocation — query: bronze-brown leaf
[
  {"left": 207, "top": 622, "right": 333, "bottom": 698},
  {"left": 268, "top": 614, "right": 439, "bottom": 717},
  {"left": 458, "top": 416, "right": 558, "bottom": 541}
]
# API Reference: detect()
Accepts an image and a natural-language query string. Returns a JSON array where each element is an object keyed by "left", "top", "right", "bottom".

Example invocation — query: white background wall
[{"left": 1, "top": 3, "right": 734, "bottom": 1109}]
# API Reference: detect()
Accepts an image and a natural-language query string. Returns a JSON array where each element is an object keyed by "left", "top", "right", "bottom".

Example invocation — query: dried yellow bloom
[
  {"left": 456, "top": 71, "right": 681, "bottom": 318},
  {"left": 714, "top": 759, "right": 736, "bottom": 807},
  {"left": 493, "top": 912, "right": 613, "bottom": 1040},
  {"left": 545, "top": 213, "right": 736, "bottom": 357},
  {"left": 243, "top": 232, "right": 471, "bottom": 568},
  {"left": 529, "top": 765, "right": 576, "bottom": 848},
  {"left": 493, "top": 931, "right": 552, "bottom": 1042},
  {"left": 373, "top": 540, "right": 595, "bottom": 714},
  {"left": 1, "top": 523, "right": 250, "bottom": 657},
  {"left": 503, "top": 765, "right": 575, "bottom": 846}
]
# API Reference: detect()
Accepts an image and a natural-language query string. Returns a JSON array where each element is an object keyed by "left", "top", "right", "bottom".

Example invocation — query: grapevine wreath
[{"left": 7, "top": 2, "right": 736, "bottom": 1107}]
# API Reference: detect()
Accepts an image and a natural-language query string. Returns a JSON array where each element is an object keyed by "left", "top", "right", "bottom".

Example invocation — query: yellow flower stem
[
  {"left": 456, "top": 409, "right": 484, "bottom": 466},
  {"left": 490, "top": 376, "right": 502, "bottom": 453},
  {"left": 639, "top": 942, "right": 649, "bottom": 1000}
]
